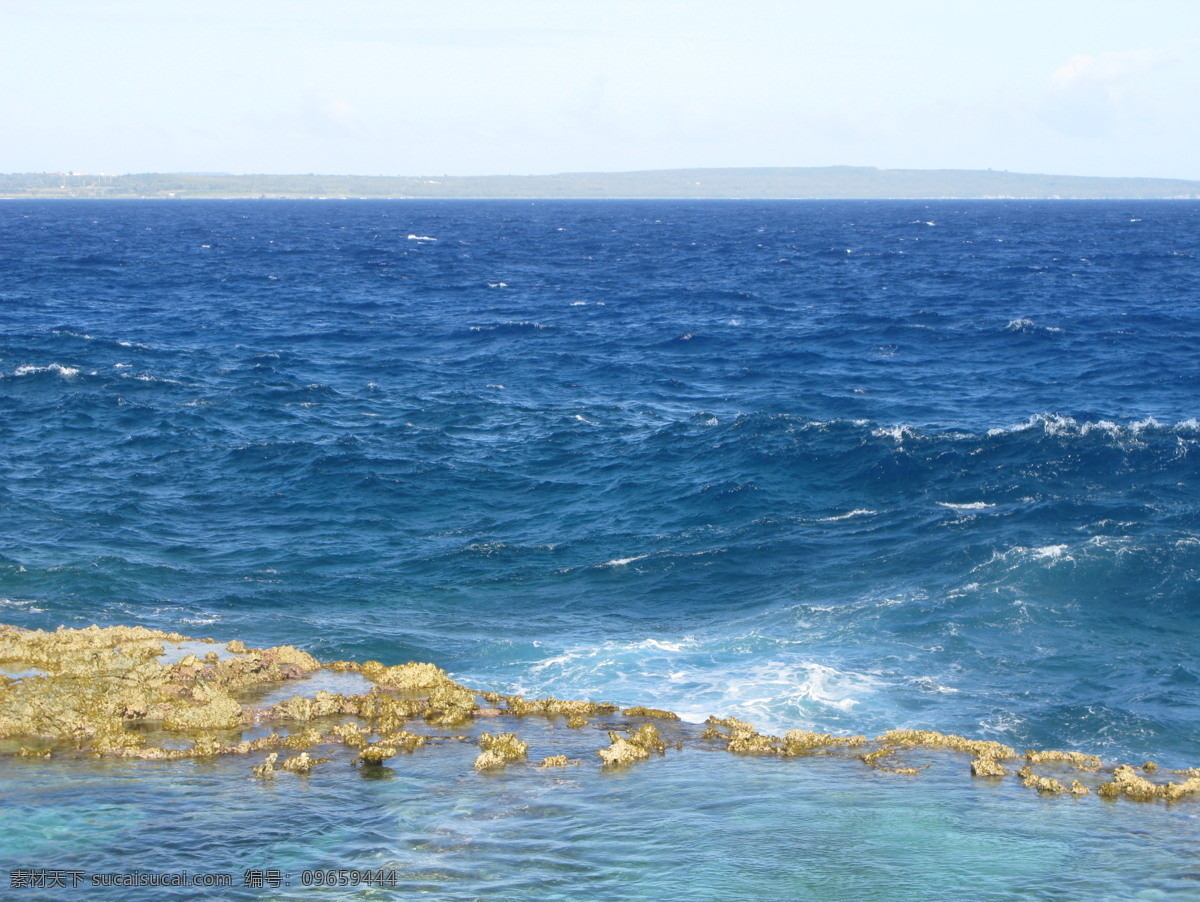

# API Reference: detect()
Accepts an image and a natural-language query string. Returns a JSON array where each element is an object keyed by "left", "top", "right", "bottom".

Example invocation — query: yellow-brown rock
[
  {"left": 4, "top": 621, "right": 1200, "bottom": 808},
  {"left": 971, "top": 756, "right": 1008, "bottom": 777},
  {"left": 622, "top": 706, "right": 680, "bottom": 721},
  {"left": 355, "top": 744, "right": 397, "bottom": 765},
  {"left": 474, "top": 731, "right": 528, "bottom": 770},
  {"left": 598, "top": 735, "right": 650, "bottom": 767},
  {"left": 1025, "top": 749, "right": 1102, "bottom": 770}
]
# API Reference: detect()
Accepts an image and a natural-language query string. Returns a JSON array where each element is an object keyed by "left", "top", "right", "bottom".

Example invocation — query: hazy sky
[{"left": 4, "top": 0, "right": 1199, "bottom": 179}]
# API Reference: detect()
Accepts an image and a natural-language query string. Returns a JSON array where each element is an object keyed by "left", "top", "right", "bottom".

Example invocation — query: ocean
[{"left": 2, "top": 198, "right": 1199, "bottom": 899}]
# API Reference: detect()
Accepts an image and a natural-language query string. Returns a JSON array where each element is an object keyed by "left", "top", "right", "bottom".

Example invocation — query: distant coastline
[{"left": 3, "top": 166, "right": 1199, "bottom": 200}]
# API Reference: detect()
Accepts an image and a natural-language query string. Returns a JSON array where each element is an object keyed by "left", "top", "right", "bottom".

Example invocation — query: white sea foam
[
  {"left": 872, "top": 424, "right": 919, "bottom": 442},
  {"left": 119, "top": 372, "right": 180, "bottom": 384},
  {"left": 936, "top": 501, "right": 995, "bottom": 511},
  {"left": 407, "top": 234, "right": 437, "bottom": 241},
  {"left": 985, "top": 413, "right": 1185, "bottom": 440},
  {"left": 1080, "top": 419, "right": 1122, "bottom": 437},
  {"left": 1031, "top": 544, "right": 1070, "bottom": 561},
  {"left": 574, "top": 414, "right": 599, "bottom": 425},
  {"left": 909, "top": 676, "right": 959, "bottom": 694},
  {"left": 597, "top": 553, "right": 651, "bottom": 567},
  {"left": 511, "top": 634, "right": 880, "bottom": 731},
  {"left": 971, "top": 542, "right": 1078, "bottom": 572},
  {"left": 816, "top": 509, "right": 876, "bottom": 521},
  {"left": 13, "top": 363, "right": 80, "bottom": 379},
  {"left": 0, "top": 597, "right": 45, "bottom": 613},
  {"left": 470, "top": 321, "right": 550, "bottom": 332},
  {"left": 1128, "top": 417, "right": 1164, "bottom": 433}
]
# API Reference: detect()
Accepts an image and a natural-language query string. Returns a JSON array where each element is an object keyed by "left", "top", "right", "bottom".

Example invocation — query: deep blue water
[{"left": 2, "top": 199, "right": 1199, "bottom": 899}]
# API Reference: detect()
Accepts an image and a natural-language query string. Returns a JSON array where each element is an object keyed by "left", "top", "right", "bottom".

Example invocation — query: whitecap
[
  {"left": 407, "top": 234, "right": 437, "bottom": 241},
  {"left": 120, "top": 372, "right": 180, "bottom": 384},
  {"left": 1079, "top": 420, "right": 1122, "bottom": 437},
  {"left": 597, "top": 554, "right": 651, "bottom": 567},
  {"left": 0, "top": 597, "right": 45, "bottom": 612},
  {"left": 986, "top": 413, "right": 1200, "bottom": 441},
  {"left": 1031, "top": 544, "right": 1070, "bottom": 561},
  {"left": 1129, "top": 417, "right": 1164, "bottom": 433},
  {"left": 816, "top": 509, "right": 877, "bottom": 521},
  {"left": 13, "top": 363, "right": 80, "bottom": 379},
  {"left": 936, "top": 501, "right": 995, "bottom": 511},
  {"left": 909, "top": 676, "right": 959, "bottom": 694},
  {"left": 872, "top": 424, "right": 919, "bottom": 442}
]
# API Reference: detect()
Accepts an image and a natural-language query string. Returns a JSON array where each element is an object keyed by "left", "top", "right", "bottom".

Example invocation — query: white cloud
[
  {"left": 1051, "top": 48, "right": 1174, "bottom": 86},
  {"left": 309, "top": 91, "right": 362, "bottom": 131}
]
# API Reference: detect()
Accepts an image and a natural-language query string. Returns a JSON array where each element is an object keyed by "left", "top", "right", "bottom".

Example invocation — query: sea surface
[{"left": 1, "top": 199, "right": 1199, "bottom": 900}]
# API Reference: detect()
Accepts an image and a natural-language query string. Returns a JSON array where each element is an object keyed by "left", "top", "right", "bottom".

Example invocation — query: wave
[
  {"left": 596, "top": 554, "right": 652, "bottom": 567},
  {"left": 496, "top": 633, "right": 882, "bottom": 731},
  {"left": 467, "top": 321, "right": 556, "bottom": 335},
  {"left": 1006, "top": 318, "right": 1062, "bottom": 333},
  {"left": 815, "top": 509, "right": 877, "bottom": 521},
  {"left": 11, "top": 363, "right": 82, "bottom": 379},
  {"left": 865, "top": 413, "right": 1198, "bottom": 444}
]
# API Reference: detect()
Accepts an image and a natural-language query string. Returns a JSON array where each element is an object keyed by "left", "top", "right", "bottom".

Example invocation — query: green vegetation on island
[{"left": 2, "top": 167, "right": 1199, "bottom": 200}]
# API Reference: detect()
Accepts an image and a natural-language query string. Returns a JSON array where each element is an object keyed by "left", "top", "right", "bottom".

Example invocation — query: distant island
[{"left": 3, "top": 167, "right": 1199, "bottom": 200}]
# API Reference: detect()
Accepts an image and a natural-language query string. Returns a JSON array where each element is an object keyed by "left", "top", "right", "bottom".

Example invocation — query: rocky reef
[{"left": 2, "top": 622, "right": 1198, "bottom": 806}]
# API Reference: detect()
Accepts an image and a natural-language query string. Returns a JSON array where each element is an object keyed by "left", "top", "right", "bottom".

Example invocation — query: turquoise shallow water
[
  {"left": 2, "top": 199, "right": 1199, "bottom": 898},
  {"left": 6, "top": 746, "right": 1200, "bottom": 901}
]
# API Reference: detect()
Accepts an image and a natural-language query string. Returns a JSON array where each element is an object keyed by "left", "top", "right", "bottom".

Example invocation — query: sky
[{"left": 3, "top": 0, "right": 1199, "bottom": 179}]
